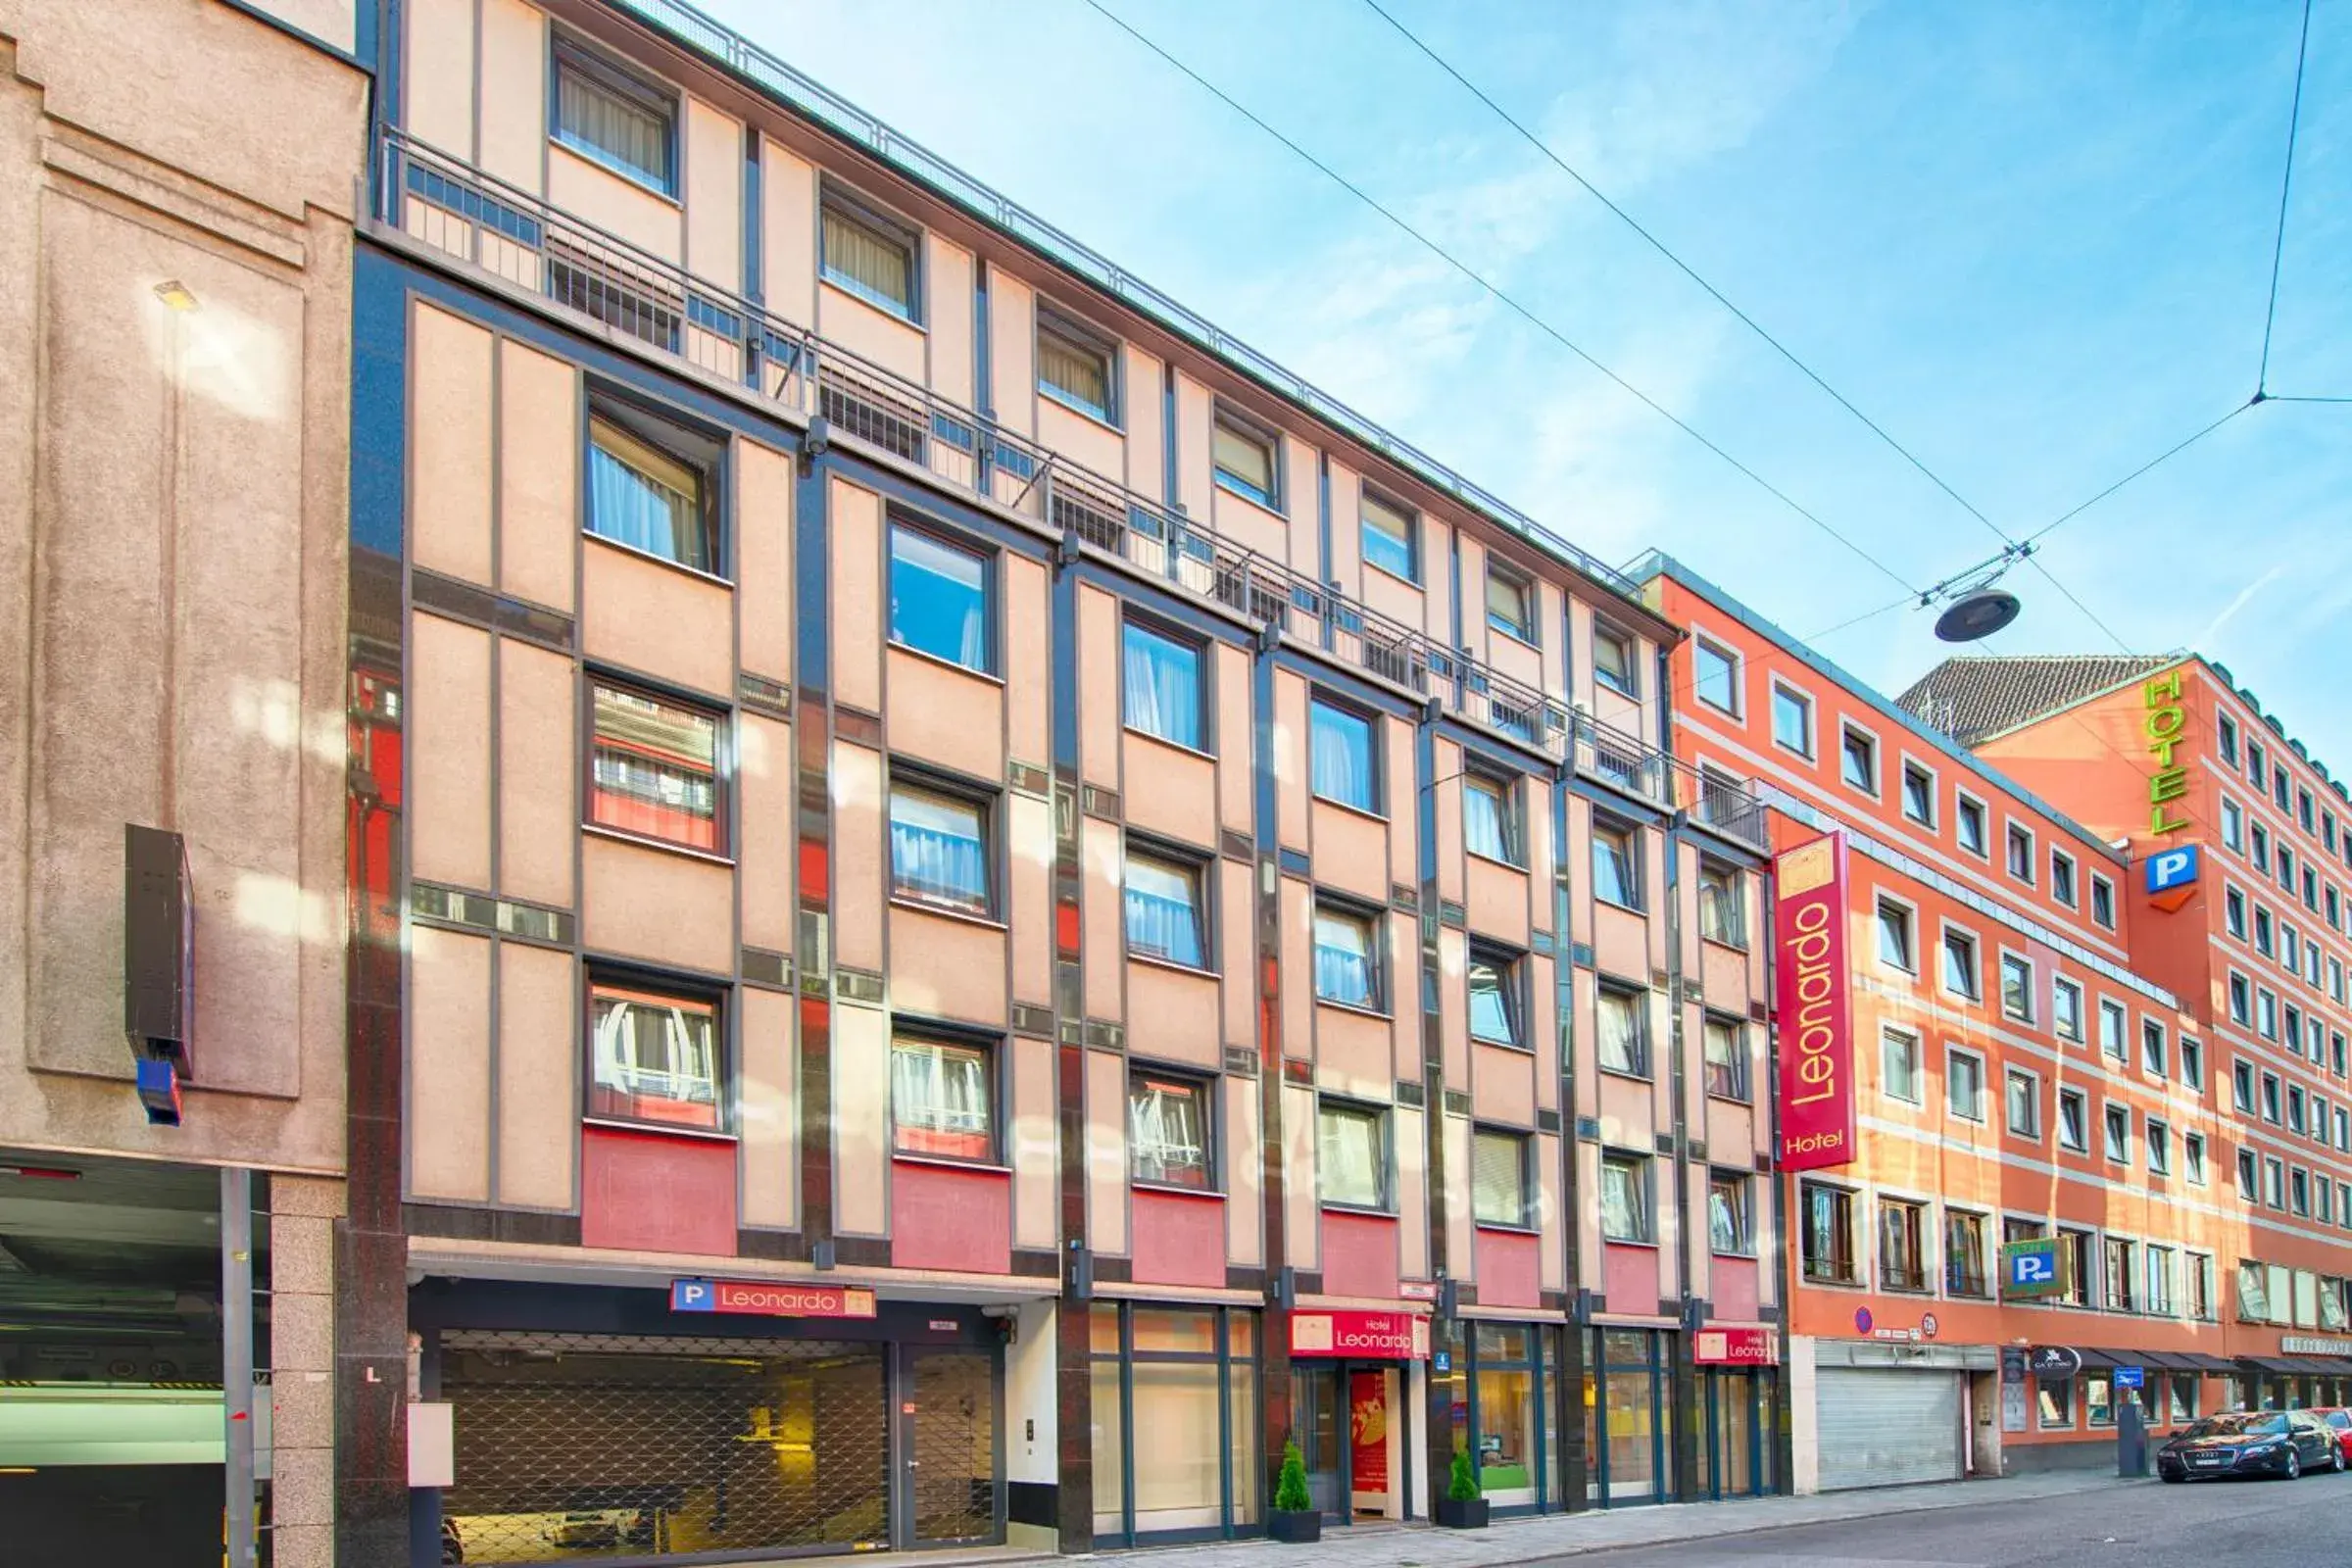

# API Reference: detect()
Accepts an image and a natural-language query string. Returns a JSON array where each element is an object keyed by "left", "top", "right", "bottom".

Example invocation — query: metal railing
[
  {"left": 1674, "top": 760, "right": 1771, "bottom": 851},
  {"left": 374, "top": 132, "right": 1766, "bottom": 827}
]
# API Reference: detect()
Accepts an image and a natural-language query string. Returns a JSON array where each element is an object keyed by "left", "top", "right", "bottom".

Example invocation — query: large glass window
[
  {"left": 588, "top": 413, "right": 712, "bottom": 571},
  {"left": 1464, "top": 774, "right": 1517, "bottom": 862},
  {"left": 589, "top": 682, "right": 720, "bottom": 852},
  {"left": 1089, "top": 1304, "right": 1259, "bottom": 1543},
  {"left": 588, "top": 982, "right": 719, "bottom": 1130},
  {"left": 1124, "top": 851, "right": 1205, "bottom": 968},
  {"left": 1800, "top": 1181, "right": 1855, "bottom": 1282},
  {"left": 1310, "top": 700, "right": 1377, "bottom": 810},
  {"left": 1130, "top": 1071, "right": 1212, "bottom": 1191},
  {"left": 820, "top": 187, "right": 919, "bottom": 320},
  {"left": 1472, "top": 1129, "right": 1531, "bottom": 1227},
  {"left": 888, "top": 523, "right": 990, "bottom": 671},
  {"left": 889, "top": 782, "right": 991, "bottom": 914},
  {"left": 1318, "top": 1102, "right": 1388, "bottom": 1209},
  {"left": 554, "top": 36, "right": 675, "bottom": 193},
  {"left": 1312, "top": 903, "right": 1381, "bottom": 1009},
  {"left": 1122, "top": 621, "right": 1202, "bottom": 749},
  {"left": 1360, "top": 489, "right": 1417, "bottom": 580},
  {"left": 891, "top": 1036, "right": 995, "bottom": 1161},
  {"left": 1596, "top": 1329, "right": 1663, "bottom": 1502}
]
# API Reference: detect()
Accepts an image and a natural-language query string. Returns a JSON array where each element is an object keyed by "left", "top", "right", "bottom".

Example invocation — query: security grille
[
  {"left": 440, "top": 1330, "right": 888, "bottom": 1563},
  {"left": 908, "top": 1351, "right": 997, "bottom": 1543}
]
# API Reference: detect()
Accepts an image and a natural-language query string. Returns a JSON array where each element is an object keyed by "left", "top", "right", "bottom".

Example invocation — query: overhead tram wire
[
  {"left": 2256, "top": 0, "right": 2317, "bottom": 397},
  {"left": 1072, "top": 0, "right": 1925, "bottom": 604}
]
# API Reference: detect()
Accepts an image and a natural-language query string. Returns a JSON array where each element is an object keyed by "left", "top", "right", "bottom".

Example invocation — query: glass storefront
[
  {"left": 1703, "top": 1369, "right": 1774, "bottom": 1498},
  {"left": 1434, "top": 1323, "right": 1565, "bottom": 1513},
  {"left": 1088, "top": 1303, "right": 1259, "bottom": 1545},
  {"left": 1586, "top": 1328, "right": 1674, "bottom": 1506}
]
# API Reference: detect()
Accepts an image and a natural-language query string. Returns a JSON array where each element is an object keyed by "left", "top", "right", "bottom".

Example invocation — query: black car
[{"left": 2157, "top": 1410, "right": 2346, "bottom": 1482}]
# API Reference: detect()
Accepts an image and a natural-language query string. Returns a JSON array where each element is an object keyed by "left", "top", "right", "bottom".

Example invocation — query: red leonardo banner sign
[
  {"left": 1693, "top": 1327, "right": 1777, "bottom": 1366},
  {"left": 1290, "top": 1311, "right": 1430, "bottom": 1360},
  {"left": 1775, "top": 833, "right": 1856, "bottom": 1171},
  {"left": 670, "top": 1279, "right": 879, "bottom": 1319}
]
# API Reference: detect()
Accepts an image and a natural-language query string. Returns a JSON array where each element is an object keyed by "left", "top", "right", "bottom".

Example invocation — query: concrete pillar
[
  {"left": 269, "top": 1175, "right": 346, "bottom": 1568},
  {"left": 1788, "top": 1334, "right": 1820, "bottom": 1495}
]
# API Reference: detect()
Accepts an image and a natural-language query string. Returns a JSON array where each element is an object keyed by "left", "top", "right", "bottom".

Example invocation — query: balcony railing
[{"left": 374, "top": 132, "right": 1767, "bottom": 830}]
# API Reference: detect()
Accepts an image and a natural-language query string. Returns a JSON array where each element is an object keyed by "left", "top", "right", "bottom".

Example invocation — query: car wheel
[
  {"left": 2285, "top": 1448, "right": 2302, "bottom": 1480},
  {"left": 2334, "top": 1445, "right": 2346, "bottom": 1474}
]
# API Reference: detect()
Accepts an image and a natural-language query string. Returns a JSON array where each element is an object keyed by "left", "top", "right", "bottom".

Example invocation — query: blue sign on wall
[
  {"left": 2002, "top": 1237, "right": 2066, "bottom": 1300},
  {"left": 2145, "top": 844, "right": 2201, "bottom": 897},
  {"left": 670, "top": 1279, "right": 714, "bottom": 1313},
  {"left": 2115, "top": 1366, "right": 2145, "bottom": 1390}
]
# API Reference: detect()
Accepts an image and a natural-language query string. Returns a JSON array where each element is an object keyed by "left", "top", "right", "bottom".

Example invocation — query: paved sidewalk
[{"left": 1106, "top": 1471, "right": 2148, "bottom": 1565}]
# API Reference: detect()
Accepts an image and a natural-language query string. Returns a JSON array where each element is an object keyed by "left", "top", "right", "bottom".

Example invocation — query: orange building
[{"left": 1641, "top": 561, "right": 2263, "bottom": 1489}]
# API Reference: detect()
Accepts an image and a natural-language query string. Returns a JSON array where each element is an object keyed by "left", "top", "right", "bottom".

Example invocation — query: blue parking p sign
[
  {"left": 2001, "top": 1237, "right": 2067, "bottom": 1300},
  {"left": 671, "top": 1279, "right": 714, "bottom": 1312},
  {"left": 2145, "top": 845, "right": 2200, "bottom": 897}
]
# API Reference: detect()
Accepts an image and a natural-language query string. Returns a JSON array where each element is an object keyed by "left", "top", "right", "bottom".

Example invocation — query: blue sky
[{"left": 706, "top": 0, "right": 2350, "bottom": 772}]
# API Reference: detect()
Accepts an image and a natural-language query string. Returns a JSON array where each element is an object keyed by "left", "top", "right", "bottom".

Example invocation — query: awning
[
  {"left": 2238, "top": 1356, "right": 2308, "bottom": 1375},
  {"left": 2301, "top": 1356, "right": 2352, "bottom": 1375},
  {"left": 2074, "top": 1348, "right": 2128, "bottom": 1369},
  {"left": 2176, "top": 1352, "right": 2238, "bottom": 1372},
  {"left": 2132, "top": 1351, "right": 2194, "bottom": 1371}
]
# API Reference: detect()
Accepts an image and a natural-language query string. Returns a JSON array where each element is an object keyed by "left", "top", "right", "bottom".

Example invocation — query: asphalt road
[{"left": 1546, "top": 1469, "right": 2352, "bottom": 1567}]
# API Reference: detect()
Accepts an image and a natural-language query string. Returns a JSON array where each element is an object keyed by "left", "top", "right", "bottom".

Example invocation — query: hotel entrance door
[{"left": 1294, "top": 1362, "right": 1404, "bottom": 1522}]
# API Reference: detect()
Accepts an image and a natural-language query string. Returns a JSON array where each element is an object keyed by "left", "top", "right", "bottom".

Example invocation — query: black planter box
[
  {"left": 1268, "top": 1509, "right": 1322, "bottom": 1544},
  {"left": 1437, "top": 1496, "right": 1491, "bottom": 1529}
]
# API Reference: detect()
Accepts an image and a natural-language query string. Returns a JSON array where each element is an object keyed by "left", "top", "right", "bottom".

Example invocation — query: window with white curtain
[
  {"left": 588, "top": 983, "right": 719, "bottom": 1129},
  {"left": 1708, "top": 1172, "right": 1750, "bottom": 1253},
  {"left": 1467, "top": 948, "right": 1522, "bottom": 1048},
  {"left": 1211, "top": 408, "right": 1278, "bottom": 508},
  {"left": 1463, "top": 774, "right": 1517, "bottom": 862},
  {"left": 588, "top": 414, "right": 711, "bottom": 571},
  {"left": 891, "top": 1037, "right": 994, "bottom": 1161},
  {"left": 1038, "top": 308, "right": 1117, "bottom": 422},
  {"left": 1592, "top": 817, "right": 1641, "bottom": 908},
  {"left": 888, "top": 522, "right": 989, "bottom": 672},
  {"left": 889, "top": 783, "right": 990, "bottom": 913},
  {"left": 1122, "top": 621, "right": 1202, "bottom": 750},
  {"left": 1124, "top": 851, "right": 1205, "bottom": 969},
  {"left": 553, "top": 37, "right": 675, "bottom": 193},
  {"left": 1486, "top": 563, "right": 1535, "bottom": 642},
  {"left": 1312, "top": 903, "right": 1380, "bottom": 1009},
  {"left": 1472, "top": 1129, "right": 1530, "bottom": 1226},
  {"left": 1310, "top": 700, "right": 1377, "bottom": 810},
  {"left": 1592, "top": 623, "right": 1639, "bottom": 697},
  {"left": 1597, "top": 984, "right": 1647, "bottom": 1076},
  {"left": 1318, "top": 1102, "right": 1387, "bottom": 1209},
  {"left": 1600, "top": 1154, "right": 1648, "bottom": 1242},
  {"left": 1129, "top": 1072, "right": 1212, "bottom": 1190},
  {"left": 590, "top": 682, "right": 721, "bottom": 852},
  {"left": 820, "top": 187, "right": 919, "bottom": 319}
]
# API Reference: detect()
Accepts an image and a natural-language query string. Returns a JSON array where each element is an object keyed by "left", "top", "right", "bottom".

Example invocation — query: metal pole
[{"left": 221, "top": 1166, "right": 256, "bottom": 1568}]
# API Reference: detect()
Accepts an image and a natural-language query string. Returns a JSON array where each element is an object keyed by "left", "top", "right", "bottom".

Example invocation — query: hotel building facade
[{"left": 335, "top": 0, "right": 1781, "bottom": 1561}]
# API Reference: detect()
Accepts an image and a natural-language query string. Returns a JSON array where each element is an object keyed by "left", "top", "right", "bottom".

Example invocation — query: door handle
[{"left": 906, "top": 1460, "right": 921, "bottom": 1468}]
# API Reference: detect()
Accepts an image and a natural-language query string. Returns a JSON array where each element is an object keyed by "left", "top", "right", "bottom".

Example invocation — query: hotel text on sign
[
  {"left": 1774, "top": 833, "right": 1856, "bottom": 1171},
  {"left": 2144, "top": 667, "right": 2190, "bottom": 837},
  {"left": 671, "top": 1279, "right": 879, "bottom": 1319},
  {"left": 1693, "top": 1328, "right": 1777, "bottom": 1366},
  {"left": 1290, "top": 1311, "right": 1430, "bottom": 1360}
]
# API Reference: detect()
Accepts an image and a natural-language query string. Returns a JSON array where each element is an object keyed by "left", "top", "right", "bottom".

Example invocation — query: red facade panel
[
  {"left": 1473, "top": 1226, "right": 1539, "bottom": 1309},
  {"left": 1711, "top": 1255, "right": 1760, "bottom": 1323},
  {"left": 1320, "top": 1208, "right": 1400, "bottom": 1299},
  {"left": 890, "top": 1158, "right": 1011, "bottom": 1275},
  {"left": 1131, "top": 1188, "right": 1227, "bottom": 1288},
  {"left": 1602, "top": 1241, "right": 1660, "bottom": 1310},
  {"left": 580, "top": 1125, "right": 738, "bottom": 1256}
]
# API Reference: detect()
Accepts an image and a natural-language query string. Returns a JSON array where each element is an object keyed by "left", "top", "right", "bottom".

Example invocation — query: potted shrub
[
  {"left": 1436, "top": 1446, "right": 1490, "bottom": 1529},
  {"left": 1268, "top": 1439, "right": 1320, "bottom": 1543}
]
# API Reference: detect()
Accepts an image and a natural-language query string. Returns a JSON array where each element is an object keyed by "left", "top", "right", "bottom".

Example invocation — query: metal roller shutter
[{"left": 1815, "top": 1367, "right": 1962, "bottom": 1491}]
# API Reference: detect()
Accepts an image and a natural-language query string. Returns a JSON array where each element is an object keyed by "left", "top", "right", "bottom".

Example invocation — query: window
[
  {"left": 1359, "top": 489, "right": 1417, "bottom": 580},
  {"left": 1900, "top": 760, "right": 1936, "bottom": 826},
  {"left": 2190, "top": 1253, "right": 2215, "bottom": 1319},
  {"left": 2006, "top": 822, "right": 2034, "bottom": 883},
  {"left": 2228, "top": 971, "right": 2251, "bottom": 1024},
  {"left": 1592, "top": 622, "right": 1639, "bottom": 696},
  {"left": 2252, "top": 822, "right": 2271, "bottom": 872},
  {"left": 2186, "top": 1131, "right": 2207, "bottom": 1184},
  {"left": 1037, "top": 307, "right": 1117, "bottom": 422},
  {"left": 1309, "top": 700, "right": 1377, "bottom": 811},
  {"left": 1999, "top": 953, "right": 2034, "bottom": 1022},
  {"left": 2181, "top": 1036, "right": 2205, "bottom": 1091},
  {"left": 1948, "top": 1048, "right": 1985, "bottom": 1122},
  {"left": 1881, "top": 1028, "right": 1922, "bottom": 1105},
  {"left": 588, "top": 681, "right": 721, "bottom": 852},
  {"left": 2057, "top": 1088, "right": 2088, "bottom": 1152},
  {"left": 2051, "top": 850, "right": 2077, "bottom": 907},
  {"left": 1311, "top": 903, "right": 1382, "bottom": 1010},
  {"left": 2004, "top": 1067, "right": 2040, "bottom": 1139},
  {"left": 1880, "top": 1199, "right": 1928, "bottom": 1291},
  {"left": 1122, "top": 621, "right": 1202, "bottom": 750},
  {"left": 2292, "top": 1167, "right": 2312, "bottom": 1215},
  {"left": 2227, "top": 887, "right": 2248, "bottom": 938},
  {"left": 2141, "top": 1019, "right": 2167, "bottom": 1077},
  {"left": 889, "top": 522, "right": 990, "bottom": 671},
  {"left": 1210, "top": 407, "right": 1278, "bottom": 509},
  {"left": 2258, "top": 988, "right": 2278, "bottom": 1040},
  {"left": 1876, "top": 898, "right": 1916, "bottom": 971},
  {"left": 2052, "top": 977, "right": 2083, "bottom": 1042},
  {"left": 2099, "top": 999, "right": 2128, "bottom": 1060},
  {"left": 1598, "top": 983, "right": 1650, "bottom": 1077},
  {"left": 1770, "top": 683, "right": 1813, "bottom": 757},
  {"left": 1707, "top": 1171, "right": 1752, "bottom": 1254},
  {"left": 1702, "top": 1015, "right": 1749, "bottom": 1102},
  {"left": 2038, "top": 1376, "right": 2074, "bottom": 1430},
  {"left": 1464, "top": 774, "right": 1518, "bottom": 863},
  {"left": 2232, "top": 1059, "right": 2255, "bottom": 1111},
  {"left": 2248, "top": 739, "right": 2266, "bottom": 786},
  {"left": 1592, "top": 817, "right": 1642, "bottom": 909},
  {"left": 1600, "top": 1154, "right": 1651, "bottom": 1243},
  {"left": 1839, "top": 724, "right": 1878, "bottom": 795},
  {"left": 2263, "top": 1070, "right": 2282, "bottom": 1123},
  {"left": 820, "top": 186, "right": 920, "bottom": 320},
  {"left": 1693, "top": 637, "right": 1740, "bottom": 714},
  {"left": 1945, "top": 1209, "right": 1989, "bottom": 1296},
  {"left": 2256, "top": 906, "right": 2275, "bottom": 955},
  {"left": 2219, "top": 711, "right": 2239, "bottom": 762},
  {"left": 2102, "top": 1238, "right": 2135, "bottom": 1312},
  {"left": 588, "top": 981, "right": 719, "bottom": 1129},
  {"left": 1956, "top": 794, "right": 1988, "bottom": 857},
  {"left": 2057, "top": 1229, "right": 2091, "bottom": 1306},
  {"left": 891, "top": 1035, "right": 996, "bottom": 1161},
  {"left": 2148, "top": 1250, "right": 2177, "bottom": 1317},
  {"left": 1124, "top": 850, "right": 1206, "bottom": 968},
  {"left": 2276, "top": 763, "right": 2291, "bottom": 811},
  {"left": 2148, "top": 1118, "right": 2172, "bottom": 1176},
  {"left": 1941, "top": 927, "right": 1981, "bottom": 1001},
  {"left": 1317, "top": 1102, "right": 1388, "bottom": 1209},
  {"left": 890, "top": 781, "right": 992, "bottom": 914},
  {"left": 2103, "top": 1102, "right": 2131, "bottom": 1163},
  {"left": 553, "top": 35, "right": 675, "bottom": 192},
  {"left": 1697, "top": 860, "right": 1744, "bottom": 946},
  {"left": 1471, "top": 1129, "right": 1532, "bottom": 1227},
  {"left": 2090, "top": 873, "right": 2115, "bottom": 929},
  {"left": 1487, "top": 563, "right": 1537, "bottom": 643},
  {"left": 2289, "top": 1084, "right": 2307, "bottom": 1134},
  {"left": 587, "top": 409, "right": 714, "bottom": 572},
  {"left": 2237, "top": 1147, "right": 2258, "bottom": 1198},
  {"left": 1467, "top": 948, "right": 1524, "bottom": 1049},
  {"left": 1800, "top": 1182, "right": 1855, "bottom": 1282},
  {"left": 2222, "top": 797, "right": 2245, "bottom": 853},
  {"left": 2265, "top": 1156, "right": 2285, "bottom": 1208},
  {"left": 1129, "top": 1071, "right": 1212, "bottom": 1189}
]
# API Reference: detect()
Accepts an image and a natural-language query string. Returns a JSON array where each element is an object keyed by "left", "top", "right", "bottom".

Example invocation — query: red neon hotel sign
[{"left": 1775, "top": 833, "right": 1856, "bottom": 1171}]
